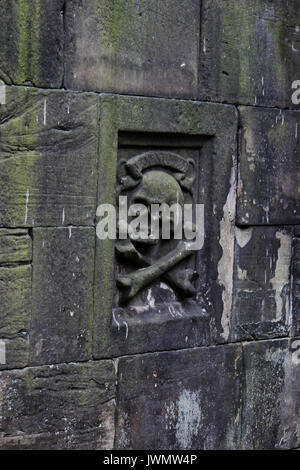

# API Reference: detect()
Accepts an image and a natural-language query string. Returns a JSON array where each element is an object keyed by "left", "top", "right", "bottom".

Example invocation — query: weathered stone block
[
  {"left": 0, "top": 361, "right": 116, "bottom": 450},
  {"left": 0, "top": 264, "right": 31, "bottom": 370},
  {"left": 199, "top": 0, "right": 300, "bottom": 107},
  {"left": 94, "top": 95, "right": 237, "bottom": 358},
  {"left": 242, "top": 339, "right": 300, "bottom": 449},
  {"left": 0, "top": 229, "right": 32, "bottom": 370},
  {"left": 292, "top": 238, "right": 300, "bottom": 337},
  {"left": 230, "top": 227, "right": 292, "bottom": 341},
  {"left": 0, "top": 86, "right": 99, "bottom": 227},
  {"left": 237, "top": 107, "right": 300, "bottom": 225},
  {"left": 30, "top": 228, "right": 95, "bottom": 365},
  {"left": 115, "top": 344, "right": 243, "bottom": 450},
  {"left": 65, "top": 0, "right": 200, "bottom": 98},
  {"left": 0, "top": 0, "right": 64, "bottom": 88},
  {"left": 0, "top": 229, "right": 32, "bottom": 264}
]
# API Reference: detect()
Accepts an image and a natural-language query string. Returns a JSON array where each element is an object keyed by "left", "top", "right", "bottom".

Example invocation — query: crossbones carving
[
  {"left": 116, "top": 151, "right": 199, "bottom": 304},
  {"left": 116, "top": 239, "right": 198, "bottom": 303}
]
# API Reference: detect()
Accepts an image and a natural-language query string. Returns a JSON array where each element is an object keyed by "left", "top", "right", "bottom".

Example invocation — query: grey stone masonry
[{"left": 0, "top": 0, "right": 299, "bottom": 450}]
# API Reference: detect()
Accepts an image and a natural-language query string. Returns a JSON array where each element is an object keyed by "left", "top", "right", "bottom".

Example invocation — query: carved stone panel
[
  {"left": 116, "top": 148, "right": 200, "bottom": 306},
  {"left": 94, "top": 95, "right": 237, "bottom": 357}
]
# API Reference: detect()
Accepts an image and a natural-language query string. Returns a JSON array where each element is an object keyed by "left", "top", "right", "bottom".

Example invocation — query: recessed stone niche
[{"left": 94, "top": 95, "right": 237, "bottom": 358}]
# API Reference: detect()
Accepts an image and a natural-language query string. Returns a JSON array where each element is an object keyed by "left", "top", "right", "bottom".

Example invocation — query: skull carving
[
  {"left": 130, "top": 170, "right": 184, "bottom": 245},
  {"left": 116, "top": 151, "right": 199, "bottom": 303},
  {"left": 132, "top": 170, "right": 185, "bottom": 207}
]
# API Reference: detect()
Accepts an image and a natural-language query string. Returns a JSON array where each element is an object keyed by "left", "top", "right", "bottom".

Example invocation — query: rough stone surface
[
  {"left": 0, "top": 361, "right": 116, "bottom": 450},
  {"left": 231, "top": 226, "right": 292, "bottom": 341},
  {"left": 30, "top": 228, "right": 95, "bottom": 365},
  {"left": 94, "top": 94, "right": 238, "bottom": 358},
  {"left": 64, "top": 0, "right": 200, "bottom": 98},
  {"left": 0, "top": 0, "right": 64, "bottom": 88},
  {"left": 115, "top": 344, "right": 243, "bottom": 450},
  {"left": 237, "top": 107, "right": 300, "bottom": 225},
  {"left": 199, "top": 0, "right": 300, "bottom": 107},
  {"left": 242, "top": 338, "right": 300, "bottom": 449},
  {"left": 0, "top": 86, "right": 99, "bottom": 227}
]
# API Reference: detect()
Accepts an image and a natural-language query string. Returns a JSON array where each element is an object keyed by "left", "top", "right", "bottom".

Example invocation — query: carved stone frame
[{"left": 94, "top": 94, "right": 237, "bottom": 358}]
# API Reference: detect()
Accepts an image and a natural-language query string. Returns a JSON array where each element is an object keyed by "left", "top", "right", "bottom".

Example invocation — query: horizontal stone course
[{"left": 0, "top": 339, "right": 298, "bottom": 450}]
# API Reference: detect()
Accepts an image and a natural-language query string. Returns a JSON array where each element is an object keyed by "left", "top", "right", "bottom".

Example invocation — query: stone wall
[{"left": 0, "top": 0, "right": 299, "bottom": 450}]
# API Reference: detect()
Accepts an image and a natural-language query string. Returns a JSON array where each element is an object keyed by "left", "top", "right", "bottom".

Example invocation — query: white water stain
[
  {"left": 147, "top": 288, "right": 155, "bottom": 309},
  {"left": 235, "top": 227, "right": 253, "bottom": 248},
  {"left": 0, "top": 80, "right": 6, "bottom": 105},
  {"left": 263, "top": 204, "right": 270, "bottom": 223},
  {"left": 244, "top": 126, "right": 256, "bottom": 159},
  {"left": 132, "top": 305, "right": 149, "bottom": 314},
  {"left": 0, "top": 340, "right": 6, "bottom": 365},
  {"left": 165, "top": 390, "right": 202, "bottom": 449},
  {"left": 24, "top": 189, "right": 30, "bottom": 224},
  {"left": 43, "top": 98, "right": 47, "bottom": 126},
  {"left": 160, "top": 282, "right": 173, "bottom": 292},
  {"left": 237, "top": 266, "right": 248, "bottom": 280},
  {"left": 123, "top": 320, "right": 129, "bottom": 340},
  {"left": 218, "top": 162, "right": 236, "bottom": 341},
  {"left": 270, "top": 232, "right": 292, "bottom": 321},
  {"left": 112, "top": 311, "right": 120, "bottom": 331},
  {"left": 291, "top": 340, "right": 300, "bottom": 366}
]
